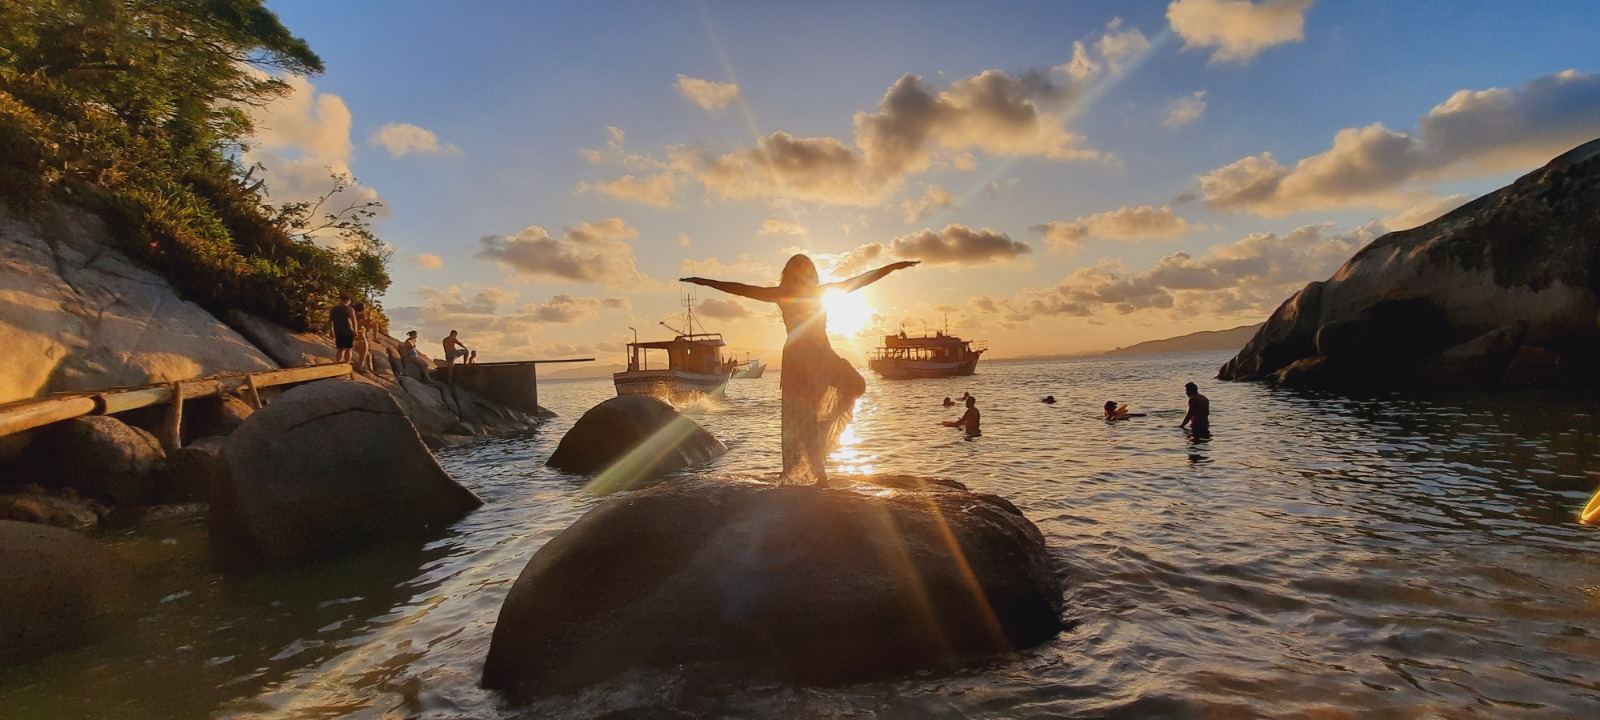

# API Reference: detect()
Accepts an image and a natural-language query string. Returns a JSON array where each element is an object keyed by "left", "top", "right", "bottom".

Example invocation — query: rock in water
[
  {"left": 20, "top": 415, "right": 165, "bottom": 504},
  {"left": 1220, "top": 137, "right": 1600, "bottom": 389},
  {"left": 481, "top": 477, "right": 1063, "bottom": 700},
  {"left": 547, "top": 396, "right": 726, "bottom": 477},
  {"left": 211, "top": 379, "right": 482, "bottom": 563},
  {"left": 0, "top": 520, "right": 131, "bottom": 667}
]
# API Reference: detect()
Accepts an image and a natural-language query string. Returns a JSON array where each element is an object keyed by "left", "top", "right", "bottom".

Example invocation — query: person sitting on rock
[
  {"left": 943, "top": 395, "right": 980, "bottom": 437},
  {"left": 401, "top": 331, "right": 434, "bottom": 382}
]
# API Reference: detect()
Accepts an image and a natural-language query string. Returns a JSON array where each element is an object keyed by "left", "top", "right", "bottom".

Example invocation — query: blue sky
[{"left": 253, "top": 0, "right": 1600, "bottom": 362}]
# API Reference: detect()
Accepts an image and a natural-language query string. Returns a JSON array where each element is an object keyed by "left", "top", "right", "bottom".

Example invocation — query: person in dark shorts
[{"left": 330, "top": 296, "right": 357, "bottom": 364}]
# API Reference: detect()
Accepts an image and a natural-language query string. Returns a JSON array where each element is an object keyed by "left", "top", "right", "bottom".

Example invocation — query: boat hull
[
  {"left": 730, "top": 361, "right": 765, "bottom": 379},
  {"left": 868, "top": 358, "right": 980, "bottom": 379},
  {"left": 613, "top": 369, "right": 728, "bottom": 398}
]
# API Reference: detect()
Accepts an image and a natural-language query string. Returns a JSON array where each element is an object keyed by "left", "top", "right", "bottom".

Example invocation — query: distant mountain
[
  {"left": 1103, "top": 323, "right": 1263, "bottom": 357},
  {"left": 543, "top": 363, "right": 625, "bottom": 380}
]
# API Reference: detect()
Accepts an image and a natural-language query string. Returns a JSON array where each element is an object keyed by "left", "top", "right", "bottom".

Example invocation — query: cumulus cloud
[
  {"left": 758, "top": 219, "right": 808, "bottom": 236},
  {"left": 415, "top": 253, "right": 443, "bottom": 269},
  {"left": 1034, "top": 205, "right": 1195, "bottom": 252},
  {"left": 368, "top": 123, "right": 461, "bottom": 157},
  {"left": 820, "top": 224, "right": 1031, "bottom": 277},
  {"left": 1093, "top": 18, "right": 1152, "bottom": 76},
  {"left": 901, "top": 185, "right": 956, "bottom": 223},
  {"left": 1167, "top": 0, "right": 1313, "bottom": 63},
  {"left": 243, "top": 74, "right": 384, "bottom": 226},
  {"left": 678, "top": 232, "right": 693, "bottom": 247},
  {"left": 476, "top": 217, "right": 653, "bottom": 288},
  {"left": 695, "top": 297, "right": 757, "bottom": 320},
  {"left": 1162, "top": 90, "right": 1207, "bottom": 128},
  {"left": 983, "top": 224, "right": 1366, "bottom": 323},
  {"left": 579, "top": 127, "right": 668, "bottom": 170},
  {"left": 680, "top": 253, "right": 774, "bottom": 282},
  {"left": 1198, "top": 70, "right": 1600, "bottom": 215},
  {"left": 1378, "top": 193, "right": 1475, "bottom": 232},
  {"left": 578, "top": 172, "right": 678, "bottom": 207},
  {"left": 388, "top": 285, "right": 630, "bottom": 358},
  {"left": 676, "top": 75, "right": 742, "bottom": 112}
]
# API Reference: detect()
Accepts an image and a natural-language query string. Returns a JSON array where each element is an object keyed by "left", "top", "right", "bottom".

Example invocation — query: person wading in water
[{"left": 682, "top": 255, "right": 917, "bottom": 487}]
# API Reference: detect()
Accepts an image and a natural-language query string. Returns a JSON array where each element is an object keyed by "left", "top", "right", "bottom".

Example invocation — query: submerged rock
[
  {"left": 210, "top": 379, "right": 482, "bottom": 563},
  {"left": 0, "top": 520, "right": 131, "bottom": 667},
  {"left": 482, "top": 476, "right": 1063, "bottom": 700},
  {"left": 547, "top": 396, "right": 726, "bottom": 477},
  {"left": 1220, "top": 138, "right": 1600, "bottom": 389}
]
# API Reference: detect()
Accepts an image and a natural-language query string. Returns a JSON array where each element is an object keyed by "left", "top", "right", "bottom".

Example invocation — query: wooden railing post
[{"left": 161, "top": 380, "right": 184, "bottom": 453}]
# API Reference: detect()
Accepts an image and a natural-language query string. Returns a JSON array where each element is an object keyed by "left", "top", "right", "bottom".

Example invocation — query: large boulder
[
  {"left": 182, "top": 393, "right": 256, "bottom": 442},
  {"left": 482, "top": 476, "right": 1063, "bottom": 700},
  {"left": 0, "top": 520, "right": 131, "bottom": 667},
  {"left": 226, "top": 310, "right": 334, "bottom": 369},
  {"left": 547, "top": 396, "right": 726, "bottom": 477},
  {"left": 161, "top": 435, "right": 230, "bottom": 503},
  {"left": 0, "top": 203, "right": 277, "bottom": 405},
  {"left": 19, "top": 415, "right": 165, "bottom": 504},
  {"left": 1220, "top": 138, "right": 1600, "bottom": 388},
  {"left": 210, "top": 379, "right": 482, "bottom": 563}
]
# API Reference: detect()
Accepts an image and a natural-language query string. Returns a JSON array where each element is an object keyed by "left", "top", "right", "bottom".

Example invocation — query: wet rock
[
  {"left": 183, "top": 394, "right": 256, "bottom": 442},
  {"left": 162, "top": 436, "right": 229, "bottom": 503},
  {"left": 1502, "top": 344, "right": 1563, "bottom": 386},
  {"left": 547, "top": 396, "right": 725, "bottom": 477},
  {"left": 21, "top": 415, "right": 165, "bottom": 504},
  {"left": 1220, "top": 138, "right": 1600, "bottom": 389},
  {"left": 0, "top": 520, "right": 131, "bottom": 667},
  {"left": 210, "top": 379, "right": 482, "bottom": 563},
  {"left": 482, "top": 477, "right": 1063, "bottom": 700},
  {"left": 0, "top": 488, "right": 102, "bottom": 530}
]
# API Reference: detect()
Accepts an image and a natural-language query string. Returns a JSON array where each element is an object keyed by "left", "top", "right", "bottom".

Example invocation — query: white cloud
[
  {"left": 1199, "top": 70, "right": 1600, "bottom": 215},
  {"left": 1033, "top": 205, "right": 1196, "bottom": 252},
  {"left": 578, "top": 172, "right": 678, "bottom": 207},
  {"left": 680, "top": 253, "right": 775, "bottom": 282},
  {"left": 821, "top": 224, "right": 1032, "bottom": 277},
  {"left": 695, "top": 297, "right": 757, "bottom": 320},
  {"left": 1162, "top": 90, "right": 1207, "bottom": 127},
  {"left": 1167, "top": 0, "right": 1313, "bottom": 63},
  {"left": 1094, "top": 18, "right": 1152, "bottom": 77},
  {"left": 758, "top": 219, "right": 808, "bottom": 236},
  {"left": 368, "top": 122, "right": 461, "bottom": 157},
  {"left": 388, "top": 285, "right": 630, "bottom": 358},
  {"left": 476, "top": 217, "right": 654, "bottom": 289},
  {"left": 678, "top": 232, "right": 693, "bottom": 247},
  {"left": 676, "top": 75, "right": 742, "bottom": 112},
  {"left": 415, "top": 253, "right": 443, "bottom": 269},
  {"left": 901, "top": 185, "right": 956, "bottom": 223}
]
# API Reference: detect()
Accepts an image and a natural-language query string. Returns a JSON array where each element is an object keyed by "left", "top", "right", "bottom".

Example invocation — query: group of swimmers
[{"left": 939, "top": 382, "right": 1211, "bottom": 438}]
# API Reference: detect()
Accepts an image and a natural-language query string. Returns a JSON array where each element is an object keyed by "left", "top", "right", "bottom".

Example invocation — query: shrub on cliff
[{"left": 0, "top": 0, "right": 389, "bottom": 331}]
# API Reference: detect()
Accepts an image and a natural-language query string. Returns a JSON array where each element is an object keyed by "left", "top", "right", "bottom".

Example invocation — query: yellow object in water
[{"left": 1584, "top": 487, "right": 1600, "bottom": 525}]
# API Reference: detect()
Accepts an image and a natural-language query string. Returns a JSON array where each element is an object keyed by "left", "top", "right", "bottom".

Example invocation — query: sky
[{"left": 250, "top": 0, "right": 1600, "bottom": 365}]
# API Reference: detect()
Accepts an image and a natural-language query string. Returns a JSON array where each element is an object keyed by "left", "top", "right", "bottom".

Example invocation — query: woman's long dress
[{"left": 777, "top": 295, "right": 865, "bottom": 486}]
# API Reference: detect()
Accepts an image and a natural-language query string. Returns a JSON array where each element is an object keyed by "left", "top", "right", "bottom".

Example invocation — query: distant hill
[
  {"left": 544, "top": 363, "right": 625, "bottom": 380},
  {"left": 1102, "top": 323, "right": 1263, "bottom": 357}
]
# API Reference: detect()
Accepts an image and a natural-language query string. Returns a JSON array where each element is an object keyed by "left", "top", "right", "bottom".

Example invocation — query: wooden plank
[{"left": 0, "top": 396, "right": 98, "bottom": 437}]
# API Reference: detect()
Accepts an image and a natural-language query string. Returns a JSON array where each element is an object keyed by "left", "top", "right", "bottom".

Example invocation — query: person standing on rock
[
  {"left": 330, "top": 296, "right": 357, "bottom": 365},
  {"left": 1180, "top": 382, "right": 1210, "bottom": 437},
  {"left": 351, "top": 301, "right": 375, "bottom": 373},
  {"left": 682, "top": 255, "right": 917, "bottom": 487}
]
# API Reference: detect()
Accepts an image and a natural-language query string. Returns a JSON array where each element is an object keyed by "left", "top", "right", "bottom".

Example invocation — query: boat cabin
[{"left": 625, "top": 333, "right": 727, "bottom": 375}]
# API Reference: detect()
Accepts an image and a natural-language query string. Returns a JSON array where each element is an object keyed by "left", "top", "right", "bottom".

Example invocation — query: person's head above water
[
  {"left": 1184, "top": 382, "right": 1198, "bottom": 396},
  {"left": 1104, "top": 400, "right": 1118, "bottom": 412},
  {"left": 965, "top": 395, "right": 976, "bottom": 408},
  {"left": 780, "top": 254, "right": 819, "bottom": 288}
]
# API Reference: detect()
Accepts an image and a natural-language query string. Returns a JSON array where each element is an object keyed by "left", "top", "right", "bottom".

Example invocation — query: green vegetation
[{"left": 0, "top": 0, "right": 389, "bottom": 330}]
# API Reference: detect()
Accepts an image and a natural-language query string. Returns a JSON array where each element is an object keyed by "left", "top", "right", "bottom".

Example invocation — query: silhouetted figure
[
  {"left": 330, "top": 296, "right": 356, "bottom": 364},
  {"left": 683, "top": 255, "right": 917, "bottom": 487},
  {"left": 1181, "top": 382, "right": 1210, "bottom": 437},
  {"left": 351, "top": 301, "right": 375, "bottom": 373},
  {"left": 943, "top": 395, "right": 980, "bottom": 437},
  {"left": 1042, "top": 395, "right": 1056, "bottom": 404},
  {"left": 942, "top": 396, "right": 955, "bottom": 407}
]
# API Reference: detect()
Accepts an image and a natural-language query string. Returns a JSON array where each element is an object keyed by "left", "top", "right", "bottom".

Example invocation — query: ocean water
[{"left": 4, "top": 351, "right": 1599, "bottom": 719}]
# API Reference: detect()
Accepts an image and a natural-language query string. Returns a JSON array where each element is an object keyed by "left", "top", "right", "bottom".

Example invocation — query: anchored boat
[
  {"left": 725, "top": 354, "right": 766, "bottom": 379},
  {"left": 614, "top": 299, "right": 732, "bottom": 399},
  {"left": 867, "top": 329, "right": 986, "bottom": 379}
]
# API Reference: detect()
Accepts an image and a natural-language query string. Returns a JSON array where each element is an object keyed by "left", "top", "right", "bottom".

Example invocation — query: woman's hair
[
  {"left": 781, "top": 254, "right": 819, "bottom": 287},
  {"left": 1104, "top": 401, "right": 1118, "bottom": 411}
]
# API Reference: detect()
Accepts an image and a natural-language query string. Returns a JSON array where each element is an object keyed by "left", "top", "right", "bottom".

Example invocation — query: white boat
[
  {"left": 867, "top": 330, "right": 986, "bottom": 379},
  {"left": 726, "top": 355, "right": 766, "bottom": 379},
  {"left": 614, "top": 302, "right": 732, "bottom": 399}
]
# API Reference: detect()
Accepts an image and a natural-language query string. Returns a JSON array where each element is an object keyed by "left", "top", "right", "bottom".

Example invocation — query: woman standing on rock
[{"left": 683, "top": 255, "right": 916, "bottom": 488}]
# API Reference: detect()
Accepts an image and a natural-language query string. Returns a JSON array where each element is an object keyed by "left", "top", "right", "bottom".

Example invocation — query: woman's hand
[
  {"left": 679, "top": 277, "right": 707, "bottom": 285},
  {"left": 888, "top": 261, "right": 920, "bottom": 270}
]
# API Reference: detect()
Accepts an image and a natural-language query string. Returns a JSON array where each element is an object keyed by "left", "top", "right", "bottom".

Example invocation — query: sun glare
[{"left": 822, "top": 289, "right": 874, "bottom": 335}]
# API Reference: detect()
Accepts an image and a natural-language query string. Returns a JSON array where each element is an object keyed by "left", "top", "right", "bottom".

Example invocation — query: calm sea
[{"left": 4, "top": 351, "right": 1599, "bottom": 719}]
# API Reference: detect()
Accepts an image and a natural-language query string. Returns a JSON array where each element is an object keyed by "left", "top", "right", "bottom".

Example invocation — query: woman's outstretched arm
[
  {"left": 822, "top": 261, "right": 919, "bottom": 293},
  {"left": 680, "top": 277, "right": 784, "bottom": 303}
]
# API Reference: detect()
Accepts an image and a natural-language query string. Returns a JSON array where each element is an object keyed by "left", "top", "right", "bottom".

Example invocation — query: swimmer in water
[
  {"left": 1104, "top": 400, "right": 1146, "bottom": 420},
  {"left": 1042, "top": 395, "right": 1056, "bottom": 404},
  {"left": 942, "top": 396, "right": 955, "bottom": 407}
]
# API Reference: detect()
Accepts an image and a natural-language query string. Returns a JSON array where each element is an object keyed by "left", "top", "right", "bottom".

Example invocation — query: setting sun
[{"left": 822, "top": 289, "right": 874, "bottom": 336}]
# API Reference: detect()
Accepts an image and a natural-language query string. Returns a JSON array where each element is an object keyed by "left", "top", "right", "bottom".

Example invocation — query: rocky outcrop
[
  {"left": 1220, "top": 138, "right": 1600, "bottom": 389},
  {"left": 182, "top": 394, "right": 255, "bottom": 443},
  {"left": 15, "top": 416, "right": 165, "bottom": 504},
  {"left": 0, "top": 487, "right": 102, "bottom": 530},
  {"left": 210, "top": 379, "right": 482, "bottom": 563},
  {"left": 0, "top": 520, "right": 131, "bottom": 667},
  {"left": 482, "top": 476, "right": 1063, "bottom": 700},
  {"left": 0, "top": 203, "right": 277, "bottom": 406},
  {"left": 162, "top": 435, "right": 229, "bottom": 503},
  {"left": 547, "top": 396, "right": 726, "bottom": 478},
  {"left": 226, "top": 309, "right": 334, "bottom": 368}
]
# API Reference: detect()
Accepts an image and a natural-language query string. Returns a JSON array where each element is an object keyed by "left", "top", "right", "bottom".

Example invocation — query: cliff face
[{"left": 1220, "top": 138, "right": 1600, "bottom": 388}]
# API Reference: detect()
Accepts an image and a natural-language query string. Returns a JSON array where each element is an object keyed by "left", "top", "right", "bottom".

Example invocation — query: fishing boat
[
  {"left": 613, "top": 298, "right": 731, "bottom": 399},
  {"left": 867, "top": 328, "right": 986, "bottom": 379},
  {"left": 725, "top": 354, "right": 766, "bottom": 379}
]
